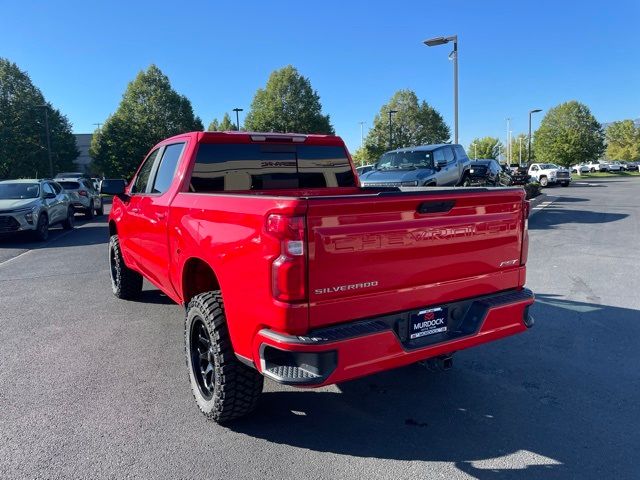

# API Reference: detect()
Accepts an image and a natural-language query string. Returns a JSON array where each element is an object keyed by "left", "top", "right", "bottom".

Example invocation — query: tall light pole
[
  {"left": 388, "top": 110, "right": 398, "bottom": 149},
  {"left": 358, "top": 121, "right": 366, "bottom": 149},
  {"left": 232, "top": 108, "right": 243, "bottom": 131},
  {"left": 528, "top": 109, "right": 542, "bottom": 165},
  {"left": 506, "top": 118, "right": 511, "bottom": 165},
  {"left": 35, "top": 104, "right": 53, "bottom": 177},
  {"left": 519, "top": 136, "right": 524, "bottom": 165},
  {"left": 471, "top": 142, "right": 477, "bottom": 160},
  {"left": 423, "top": 35, "right": 458, "bottom": 143}
]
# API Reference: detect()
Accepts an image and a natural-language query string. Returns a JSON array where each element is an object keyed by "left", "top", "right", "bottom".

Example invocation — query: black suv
[{"left": 468, "top": 159, "right": 513, "bottom": 186}]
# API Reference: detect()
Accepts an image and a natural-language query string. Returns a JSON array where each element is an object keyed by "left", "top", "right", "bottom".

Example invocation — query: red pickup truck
[{"left": 101, "top": 131, "right": 534, "bottom": 423}]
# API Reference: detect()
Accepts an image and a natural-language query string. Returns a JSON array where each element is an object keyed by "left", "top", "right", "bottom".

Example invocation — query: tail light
[
  {"left": 520, "top": 200, "right": 530, "bottom": 265},
  {"left": 266, "top": 214, "right": 306, "bottom": 302},
  {"left": 78, "top": 190, "right": 88, "bottom": 197}
]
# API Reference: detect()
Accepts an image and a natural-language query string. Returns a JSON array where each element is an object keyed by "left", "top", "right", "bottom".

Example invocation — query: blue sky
[{"left": 2, "top": 0, "right": 639, "bottom": 153}]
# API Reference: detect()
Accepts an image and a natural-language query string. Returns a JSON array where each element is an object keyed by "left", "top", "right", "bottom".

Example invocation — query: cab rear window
[
  {"left": 189, "top": 144, "right": 356, "bottom": 192},
  {"left": 58, "top": 181, "right": 80, "bottom": 190}
]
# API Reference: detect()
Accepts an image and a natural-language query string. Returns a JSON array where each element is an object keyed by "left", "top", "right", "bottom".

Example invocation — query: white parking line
[{"left": 530, "top": 196, "right": 557, "bottom": 216}]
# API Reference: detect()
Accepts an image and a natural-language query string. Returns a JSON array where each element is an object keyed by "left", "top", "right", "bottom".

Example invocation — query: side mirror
[
  {"left": 435, "top": 159, "right": 447, "bottom": 171},
  {"left": 100, "top": 179, "right": 127, "bottom": 197},
  {"left": 44, "top": 192, "right": 56, "bottom": 199}
]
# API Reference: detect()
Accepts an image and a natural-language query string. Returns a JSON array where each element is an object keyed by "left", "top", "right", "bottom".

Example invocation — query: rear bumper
[{"left": 252, "top": 288, "right": 534, "bottom": 386}]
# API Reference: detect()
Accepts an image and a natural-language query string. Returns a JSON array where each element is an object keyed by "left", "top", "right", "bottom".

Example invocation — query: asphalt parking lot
[{"left": 1, "top": 178, "right": 638, "bottom": 480}]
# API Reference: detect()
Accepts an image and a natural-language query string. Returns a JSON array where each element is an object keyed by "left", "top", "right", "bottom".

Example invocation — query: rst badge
[{"left": 409, "top": 307, "right": 448, "bottom": 340}]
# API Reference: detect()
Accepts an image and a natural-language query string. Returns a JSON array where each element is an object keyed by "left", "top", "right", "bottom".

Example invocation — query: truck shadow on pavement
[
  {"left": 231, "top": 296, "right": 639, "bottom": 479},
  {"left": 548, "top": 196, "right": 589, "bottom": 203},
  {"left": 529, "top": 204, "right": 627, "bottom": 230}
]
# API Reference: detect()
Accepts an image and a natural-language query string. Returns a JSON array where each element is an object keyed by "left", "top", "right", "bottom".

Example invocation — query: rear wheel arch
[
  {"left": 108, "top": 220, "right": 117, "bottom": 237},
  {"left": 181, "top": 258, "right": 221, "bottom": 306}
]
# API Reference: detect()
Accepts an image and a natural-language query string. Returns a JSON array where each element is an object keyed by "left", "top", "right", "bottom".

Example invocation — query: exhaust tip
[{"left": 420, "top": 354, "right": 454, "bottom": 372}]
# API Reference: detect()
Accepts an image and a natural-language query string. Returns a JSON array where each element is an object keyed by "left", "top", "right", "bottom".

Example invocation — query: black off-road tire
[
  {"left": 95, "top": 202, "right": 104, "bottom": 216},
  {"left": 85, "top": 201, "right": 95, "bottom": 219},
  {"left": 34, "top": 213, "right": 49, "bottom": 241},
  {"left": 185, "top": 291, "right": 263, "bottom": 424},
  {"left": 62, "top": 208, "right": 75, "bottom": 230},
  {"left": 108, "top": 235, "right": 142, "bottom": 300},
  {"left": 460, "top": 175, "right": 472, "bottom": 187}
]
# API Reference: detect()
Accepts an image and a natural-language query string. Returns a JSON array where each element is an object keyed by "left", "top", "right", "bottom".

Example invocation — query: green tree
[
  {"left": 351, "top": 147, "right": 372, "bottom": 166},
  {"left": 218, "top": 112, "right": 238, "bottom": 131},
  {"left": 90, "top": 65, "right": 203, "bottom": 178},
  {"left": 363, "top": 89, "right": 450, "bottom": 160},
  {"left": 605, "top": 120, "right": 640, "bottom": 160},
  {"left": 533, "top": 101, "right": 605, "bottom": 167},
  {"left": 207, "top": 118, "right": 220, "bottom": 131},
  {"left": 468, "top": 136, "right": 502, "bottom": 160},
  {"left": 244, "top": 65, "right": 334, "bottom": 134},
  {"left": 0, "top": 58, "right": 78, "bottom": 179}
]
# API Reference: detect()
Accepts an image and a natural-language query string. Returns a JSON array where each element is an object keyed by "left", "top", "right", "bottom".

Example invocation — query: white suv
[
  {"left": 585, "top": 160, "right": 608, "bottom": 172},
  {"left": 528, "top": 163, "right": 571, "bottom": 187},
  {"left": 57, "top": 178, "right": 104, "bottom": 218}
]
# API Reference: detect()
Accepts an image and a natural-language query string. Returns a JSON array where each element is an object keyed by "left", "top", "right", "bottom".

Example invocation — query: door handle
[
  {"left": 131, "top": 208, "right": 140, "bottom": 213},
  {"left": 155, "top": 212, "right": 166, "bottom": 220}
]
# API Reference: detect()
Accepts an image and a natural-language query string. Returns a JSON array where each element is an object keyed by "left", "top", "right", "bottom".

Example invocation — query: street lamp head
[
  {"left": 424, "top": 37, "right": 449, "bottom": 47},
  {"left": 530, "top": 109, "right": 542, "bottom": 114},
  {"left": 389, "top": 109, "right": 398, "bottom": 114}
]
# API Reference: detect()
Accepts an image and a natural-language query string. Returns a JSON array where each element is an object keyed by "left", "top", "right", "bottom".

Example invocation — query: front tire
[
  {"left": 539, "top": 176, "right": 549, "bottom": 187},
  {"left": 95, "top": 202, "right": 104, "bottom": 216},
  {"left": 185, "top": 291, "right": 263, "bottom": 423},
  {"left": 460, "top": 175, "right": 472, "bottom": 187},
  {"left": 34, "top": 213, "right": 49, "bottom": 241},
  {"left": 109, "top": 235, "right": 142, "bottom": 300}
]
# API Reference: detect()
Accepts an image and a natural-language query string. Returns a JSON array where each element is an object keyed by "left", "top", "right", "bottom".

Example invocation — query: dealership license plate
[{"left": 409, "top": 307, "right": 448, "bottom": 340}]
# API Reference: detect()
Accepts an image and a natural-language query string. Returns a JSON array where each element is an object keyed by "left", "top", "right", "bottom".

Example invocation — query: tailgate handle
[{"left": 417, "top": 200, "right": 455, "bottom": 214}]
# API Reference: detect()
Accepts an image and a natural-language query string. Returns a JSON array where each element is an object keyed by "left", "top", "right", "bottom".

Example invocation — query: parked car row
[
  {"left": 355, "top": 143, "right": 577, "bottom": 189},
  {"left": 571, "top": 160, "right": 640, "bottom": 173},
  {"left": 0, "top": 175, "right": 103, "bottom": 241}
]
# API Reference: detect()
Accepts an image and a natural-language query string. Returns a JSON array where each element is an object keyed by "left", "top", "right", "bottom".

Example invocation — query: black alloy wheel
[
  {"left": 35, "top": 214, "right": 49, "bottom": 241},
  {"left": 190, "top": 317, "right": 215, "bottom": 400}
]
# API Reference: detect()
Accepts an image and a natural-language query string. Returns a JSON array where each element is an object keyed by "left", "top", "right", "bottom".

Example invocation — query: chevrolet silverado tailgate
[{"left": 305, "top": 188, "right": 526, "bottom": 328}]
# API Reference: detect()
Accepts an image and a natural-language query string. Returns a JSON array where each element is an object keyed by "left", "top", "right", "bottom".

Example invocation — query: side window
[
  {"left": 50, "top": 182, "right": 62, "bottom": 194},
  {"left": 151, "top": 143, "right": 185, "bottom": 194},
  {"left": 454, "top": 145, "right": 467, "bottom": 161},
  {"left": 43, "top": 183, "right": 55, "bottom": 197},
  {"left": 443, "top": 147, "right": 455, "bottom": 163},
  {"left": 132, "top": 149, "right": 160, "bottom": 194},
  {"left": 434, "top": 148, "right": 445, "bottom": 163},
  {"left": 531, "top": 165, "right": 538, "bottom": 171}
]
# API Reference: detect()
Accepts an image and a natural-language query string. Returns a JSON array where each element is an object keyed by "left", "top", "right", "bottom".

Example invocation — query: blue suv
[{"left": 359, "top": 144, "right": 471, "bottom": 187}]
